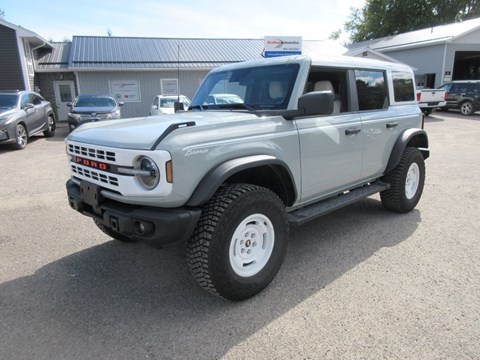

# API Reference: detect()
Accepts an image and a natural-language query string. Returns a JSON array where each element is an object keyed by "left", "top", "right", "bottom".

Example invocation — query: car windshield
[
  {"left": 191, "top": 63, "right": 300, "bottom": 110},
  {"left": 160, "top": 98, "right": 176, "bottom": 108},
  {"left": 0, "top": 94, "right": 19, "bottom": 110},
  {"left": 75, "top": 96, "right": 116, "bottom": 107}
]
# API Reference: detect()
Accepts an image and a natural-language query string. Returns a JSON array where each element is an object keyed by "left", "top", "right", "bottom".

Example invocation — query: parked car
[
  {"left": 416, "top": 88, "right": 447, "bottom": 116},
  {"left": 0, "top": 90, "right": 56, "bottom": 150},
  {"left": 150, "top": 95, "right": 191, "bottom": 116},
  {"left": 438, "top": 80, "right": 480, "bottom": 115},
  {"left": 67, "top": 94, "right": 123, "bottom": 131}
]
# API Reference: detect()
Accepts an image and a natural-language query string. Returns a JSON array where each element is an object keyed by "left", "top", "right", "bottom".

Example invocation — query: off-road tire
[
  {"left": 460, "top": 100, "right": 474, "bottom": 116},
  {"left": 94, "top": 219, "right": 135, "bottom": 242},
  {"left": 381, "top": 147, "right": 425, "bottom": 213},
  {"left": 43, "top": 115, "right": 56, "bottom": 137},
  {"left": 186, "top": 183, "right": 288, "bottom": 301}
]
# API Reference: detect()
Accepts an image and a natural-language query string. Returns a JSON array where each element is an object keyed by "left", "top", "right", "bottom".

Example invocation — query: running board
[{"left": 288, "top": 182, "right": 390, "bottom": 226}]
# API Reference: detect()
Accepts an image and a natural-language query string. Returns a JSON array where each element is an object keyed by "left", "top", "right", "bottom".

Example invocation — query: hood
[
  {"left": 71, "top": 106, "right": 116, "bottom": 114},
  {"left": 0, "top": 108, "right": 18, "bottom": 118},
  {"left": 67, "top": 111, "right": 259, "bottom": 150}
]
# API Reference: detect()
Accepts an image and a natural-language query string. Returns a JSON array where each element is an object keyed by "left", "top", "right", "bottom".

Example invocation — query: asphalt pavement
[{"left": 0, "top": 111, "right": 479, "bottom": 359}]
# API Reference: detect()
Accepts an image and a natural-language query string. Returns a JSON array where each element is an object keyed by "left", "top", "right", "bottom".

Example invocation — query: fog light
[{"left": 134, "top": 220, "right": 154, "bottom": 236}]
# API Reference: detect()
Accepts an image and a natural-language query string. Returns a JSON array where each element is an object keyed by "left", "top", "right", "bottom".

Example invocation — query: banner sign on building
[
  {"left": 110, "top": 80, "right": 141, "bottom": 102},
  {"left": 264, "top": 36, "right": 302, "bottom": 58}
]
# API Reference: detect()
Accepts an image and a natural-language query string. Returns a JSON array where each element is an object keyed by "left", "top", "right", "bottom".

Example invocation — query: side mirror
[
  {"left": 118, "top": 102, "right": 125, "bottom": 107},
  {"left": 174, "top": 101, "right": 184, "bottom": 113},
  {"left": 25, "top": 103, "right": 35, "bottom": 110},
  {"left": 66, "top": 102, "right": 72, "bottom": 108},
  {"left": 298, "top": 91, "right": 334, "bottom": 116}
]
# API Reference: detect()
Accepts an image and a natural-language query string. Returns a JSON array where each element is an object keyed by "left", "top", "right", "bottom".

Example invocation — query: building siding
[
  {"left": 77, "top": 70, "right": 209, "bottom": 118},
  {"left": 0, "top": 25, "right": 25, "bottom": 90}
]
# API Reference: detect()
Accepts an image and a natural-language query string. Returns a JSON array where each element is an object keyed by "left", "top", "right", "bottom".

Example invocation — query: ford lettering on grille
[{"left": 75, "top": 156, "right": 110, "bottom": 171}]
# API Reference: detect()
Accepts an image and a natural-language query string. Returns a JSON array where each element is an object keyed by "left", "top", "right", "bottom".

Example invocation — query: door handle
[
  {"left": 386, "top": 122, "right": 398, "bottom": 129},
  {"left": 345, "top": 128, "right": 361, "bottom": 135}
]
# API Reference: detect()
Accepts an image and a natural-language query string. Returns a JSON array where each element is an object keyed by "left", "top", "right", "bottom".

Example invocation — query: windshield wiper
[
  {"left": 217, "top": 103, "right": 256, "bottom": 111},
  {"left": 189, "top": 105, "right": 206, "bottom": 111}
]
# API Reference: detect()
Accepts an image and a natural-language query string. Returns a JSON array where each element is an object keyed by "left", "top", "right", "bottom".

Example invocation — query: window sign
[
  {"left": 161, "top": 79, "right": 179, "bottom": 95},
  {"left": 110, "top": 80, "right": 141, "bottom": 102}
]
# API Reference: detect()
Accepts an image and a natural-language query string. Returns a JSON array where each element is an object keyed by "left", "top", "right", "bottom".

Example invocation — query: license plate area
[{"left": 80, "top": 181, "right": 103, "bottom": 208}]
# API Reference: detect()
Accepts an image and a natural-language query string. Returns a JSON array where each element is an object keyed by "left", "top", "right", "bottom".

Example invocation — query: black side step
[{"left": 288, "top": 182, "right": 390, "bottom": 226}]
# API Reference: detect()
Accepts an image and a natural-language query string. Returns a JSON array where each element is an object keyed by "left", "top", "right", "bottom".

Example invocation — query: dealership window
[
  {"left": 392, "top": 71, "right": 415, "bottom": 102},
  {"left": 355, "top": 70, "right": 387, "bottom": 110}
]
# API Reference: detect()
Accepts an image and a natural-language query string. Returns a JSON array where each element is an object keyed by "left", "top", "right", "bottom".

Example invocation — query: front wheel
[
  {"left": 381, "top": 147, "right": 425, "bottom": 213},
  {"left": 460, "top": 101, "right": 474, "bottom": 116},
  {"left": 13, "top": 123, "right": 28, "bottom": 150},
  {"left": 186, "top": 184, "right": 288, "bottom": 301}
]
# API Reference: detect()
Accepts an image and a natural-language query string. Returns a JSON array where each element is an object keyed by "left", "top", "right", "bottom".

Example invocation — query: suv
[
  {"left": 0, "top": 90, "right": 56, "bottom": 150},
  {"left": 65, "top": 55, "right": 429, "bottom": 301},
  {"left": 438, "top": 80, "right": 480, "bottom": 115},
  {"left": 67, "top": 93, "right": 124, "bottom": 131}
]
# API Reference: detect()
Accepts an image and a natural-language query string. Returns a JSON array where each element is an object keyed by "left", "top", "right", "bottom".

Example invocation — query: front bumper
[{"left": 66, "top": 179, "right": 201, "bottom": 248}]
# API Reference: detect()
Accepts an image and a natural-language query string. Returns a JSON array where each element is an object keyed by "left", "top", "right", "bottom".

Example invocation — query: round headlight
[{"left": 134, "top": 156, "right": 160, "bottom": 190}]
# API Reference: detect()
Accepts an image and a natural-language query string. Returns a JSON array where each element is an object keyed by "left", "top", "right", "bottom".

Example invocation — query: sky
[{"left": 1, "top": 0, "right": 365, "bottom": 43}]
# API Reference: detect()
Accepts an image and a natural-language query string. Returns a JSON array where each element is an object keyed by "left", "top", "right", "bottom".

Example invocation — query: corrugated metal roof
[
  {"left": 36, "top": 42, "right": 71, "bottom": 70},
  {"left": 63, "top": 36, "right": 345, "bottom": 70},
  {"left": 347, "top": 17, "right": 480, "bottom": 53}
]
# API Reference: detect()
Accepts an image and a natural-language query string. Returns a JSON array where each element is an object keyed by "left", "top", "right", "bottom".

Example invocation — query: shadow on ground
[{"left": 0, "top": 198, "right": 421, "bottom": 359}]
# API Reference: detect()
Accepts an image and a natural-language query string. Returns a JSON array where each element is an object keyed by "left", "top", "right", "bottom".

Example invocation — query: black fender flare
[
  {"left": 186, "top": 154, "right": 297, "bottom": 207},
  {"left": 385, "top": 128, "right": 429, "bottom": 174}
]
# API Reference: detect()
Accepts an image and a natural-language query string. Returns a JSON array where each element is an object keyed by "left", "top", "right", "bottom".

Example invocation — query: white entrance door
[{"left": 53, "top": 81, "right": 76, "bottom": 121}]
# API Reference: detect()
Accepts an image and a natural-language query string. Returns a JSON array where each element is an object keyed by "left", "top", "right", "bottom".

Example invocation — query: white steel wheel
[
  {"left": 405, "top": 162, "right": 420, "bottom": 200},
  {"left": 229, "top": 213, "right": 275, "bottom": 277}
]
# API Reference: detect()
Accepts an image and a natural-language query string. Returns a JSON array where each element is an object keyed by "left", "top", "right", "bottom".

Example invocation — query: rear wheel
[
  {"left": 13, "top": 124, "right": 28, "bottom": 150},
  {"left": 422, "top": 108, "right": 432, "bottom": 116},
  {"left": 186, "top": 184, "right": 288, "bottom": 301},
  {"left": 381, "top": 147, "right": 425, "bottom": 213},
  {"left": 43, "top": 115, "right": 56, "bottom": 137},
  {"left": 94, "top": 219, "right": 135, "bottom": 242},
  {"left": 460, "top": 101, "right": 474, "bottom": 116}
]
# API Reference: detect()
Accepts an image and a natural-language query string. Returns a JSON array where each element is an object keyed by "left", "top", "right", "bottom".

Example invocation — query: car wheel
[
  {"left": 186, "top": 184, "right": 288, "bottom": 301},
  {"left": 380, "top": 147, "right": 425, "bottom": 213},
  {"left": 13, "top": 123, "right": 28, "bottom": 150},
  {"left": 94, "top": 219, "right": 135, "bottom": 242},
  {"left": 460, "top": 101, "right": 474, "bottom": 116},
  {"left": 43, "top": 115, "right": 56, "bottom": 137}
]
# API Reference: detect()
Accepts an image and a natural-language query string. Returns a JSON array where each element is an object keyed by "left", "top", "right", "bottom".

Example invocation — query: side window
[
  {"left": 305, "top": 68, "right": 349, "bottom": 113},
  {"left": 31, "top": 95, "right": 42, "bottom": 105},
  {"left": 20, "top": 94, "right": 30, "bottom": 109},
  {"left": 355, "top": 70, "right": 387, "bottom": 111},
  {"left": 392, "top": 71, "right": 415, "bottom": 102}
]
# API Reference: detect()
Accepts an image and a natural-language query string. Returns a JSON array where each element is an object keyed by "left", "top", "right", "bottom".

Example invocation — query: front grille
[
  {"left": 71, "top": 165, "right": 119, "bottom": 186},
  {"left": 68, "top": 144, "right": 116, "bottom": 162}
]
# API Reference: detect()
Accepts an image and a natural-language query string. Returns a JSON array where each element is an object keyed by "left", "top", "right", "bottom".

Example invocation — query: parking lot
[{"left": 0, "top": 111, "right": 479, "bottom": 359}]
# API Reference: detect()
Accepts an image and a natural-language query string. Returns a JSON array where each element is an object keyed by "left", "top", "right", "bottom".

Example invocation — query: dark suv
[
  {"left": 67, "top": 94, "right": 124, "bottom": 131},
  {"left": 438, "top": 80, "right": 480, "bottom": 116}
]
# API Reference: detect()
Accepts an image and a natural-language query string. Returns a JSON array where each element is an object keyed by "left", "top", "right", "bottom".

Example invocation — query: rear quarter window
[
  {"left": 392, "top": 71, "right": 415, "bottom": 102},
  {"left": 355, "top": 70, "right": 387, "bottom": 111}
]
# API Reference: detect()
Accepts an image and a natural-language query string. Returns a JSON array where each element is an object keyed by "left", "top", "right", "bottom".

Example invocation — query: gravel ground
[{"left": 0, "top": 110, "right": 479, "bottom": 359}]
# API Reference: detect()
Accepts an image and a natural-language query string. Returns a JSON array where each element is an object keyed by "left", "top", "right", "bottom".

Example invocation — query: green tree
[{"left": 345, "top": 0, "right": 480, "bottom": 43}]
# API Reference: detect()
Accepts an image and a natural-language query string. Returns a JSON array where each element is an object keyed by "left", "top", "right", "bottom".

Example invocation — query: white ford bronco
[{"left": 66, "top": 55, "right": 428, "bottom": 301}]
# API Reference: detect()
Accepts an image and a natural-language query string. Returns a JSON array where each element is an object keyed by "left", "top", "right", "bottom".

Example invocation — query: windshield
[
  {"left": 75, "top": 96, "right": 116, "bottom": 107},
  {"left": 191, "top": 63, "right": 300, "bottom": 110},
  {"left": 0, "top": 94, "right": 19, "bottom": 110},
  {"left": 160, "top": 98, "right": 176, "bottom": 108}
]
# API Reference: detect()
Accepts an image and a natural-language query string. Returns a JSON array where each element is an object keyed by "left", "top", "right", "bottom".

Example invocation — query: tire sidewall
[
  {"left": 210, "top": 188, "right": 288, "bottom": 299},
  {"left": 15, "top": 123, "right": 27, "bottom": 150},
  {"left": 397, "top": 149, "right": 425, "bottom": 211}
]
